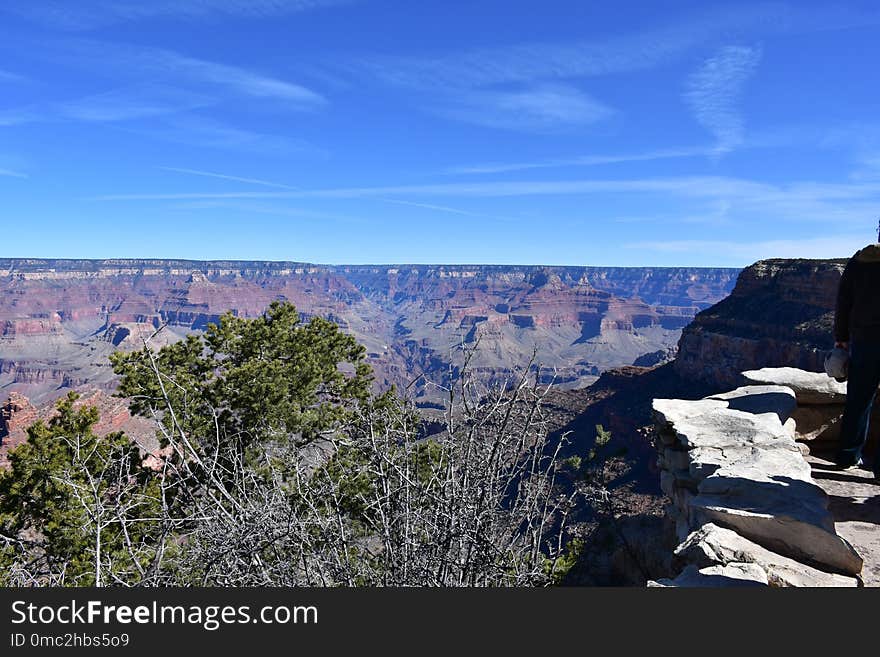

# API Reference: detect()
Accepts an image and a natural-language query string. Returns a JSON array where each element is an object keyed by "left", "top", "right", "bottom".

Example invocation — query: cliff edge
[
  {"left": 651, "top": 256, "right": 879, "bottom": 586},
  {"left": 675, "top": 258, "right": 847, "bottom": 390}
]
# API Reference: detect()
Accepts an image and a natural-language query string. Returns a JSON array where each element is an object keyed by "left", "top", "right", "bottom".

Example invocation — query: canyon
[
  {"left": 0, "top": 259, "right": 738, "bottom": 409},
  {"left": 1, "top": 256, "right": 876, "bottom": 585}
]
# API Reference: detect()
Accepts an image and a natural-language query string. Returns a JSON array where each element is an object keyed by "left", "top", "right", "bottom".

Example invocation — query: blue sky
[{"left": 1, "top": 0, "right": 879, "bottom": 267}]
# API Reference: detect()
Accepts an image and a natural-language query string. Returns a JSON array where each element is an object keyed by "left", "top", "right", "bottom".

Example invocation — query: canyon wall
[
  {"left": 675, "top": 259, "right": 847, "bottom": 391},
  {"left": 0, "top": 389, "right": 156, "bottom": 468}
]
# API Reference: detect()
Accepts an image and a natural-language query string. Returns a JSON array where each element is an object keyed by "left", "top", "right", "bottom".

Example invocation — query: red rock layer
[
  {"left": 0, "top": 389, "right": 157, "bottom": 469},
  {"left": 0, "top": 392, "right": 38, "bottom": 467}
]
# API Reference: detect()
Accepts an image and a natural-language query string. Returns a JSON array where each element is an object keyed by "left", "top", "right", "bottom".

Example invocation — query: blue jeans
[{"left": 836, "top": 340, "right": 880, "bottom": 475}]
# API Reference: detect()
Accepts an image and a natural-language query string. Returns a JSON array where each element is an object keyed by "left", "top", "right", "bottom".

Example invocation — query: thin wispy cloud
[
  {"left": 0, "top": 37, "right": 326, "bottom": 111},
  {"left": 0, "top": 85, "right": 213, "bottom": 126},
  {"left": 0, "top": 98, "right": 315, "bottom": 156},
  {"left": 87, "top": 173, "right": 880, "bottom": 203},
  {"left": 353, "top": 4, "right": 878, "bottom": 93},
  {"left": 150, "top": 49, "right": 325, "bottom": 106},
  {"left": 0, "top": 168, "right": 27, "bottom": 178},
  {"left": 88, "top": 173, "right": 880, "bottom": 231},
  {"left": 684, "top": 45, "right": 762, "bottom": 155},
  {"left": 850, "top": 154, "right": 880, "bottom": 181},
  {"left": 0, "top": 41, "right": 325, "bottom": 147},
  {"left": 160, "top": 167, "right": 300, "bottom": 190},
  {"left": 376, "top": 198, "right": 517, "bottom": 223},
  {"left": 359, "top": 5, "right": 781, "bottom": 90},
  {"left": 77, "top": 176, "right": 826, "bottom": 200},
  {"left": 126, "top": 116, "right": 322, "bottom": 156},
  {"left": 59, "top": 84, "right": 213, "bottom": 122},
  {"left": 378, "top": 198, "right": 485, "bottom": 217},
  {"left": 445, "top": 147, "right": 711, "bottom": 175},
  {"left": 625, "top": 236, "right": 867, "bottom": 261},
  {"left": 337, "top": 5, "right": 812, "bottom": 133},
  {"left": 0, "top": 39, "right": 327, "bottom": 162},
  {"left": 53, "top": 40, "right": 327, "bottom": 107},
  {"left": 438, "top": 84, "right": 613, "bottom": 132},
  {"left": 613, "top": 201, "right": 736, "bottom": 227},
  {"left": 0, "top": 108, "right": 41, "bottom": 127},
  {"left": 818, "top": 121, "right": 880, "bottom": 151},
  {"left": 169, "top": 200, "right": 366, "bottom": 224},
  {"left": 3, "top": 1, "right": 352, "bottom": 31},
  {"left": 678, "top": 200, "right": 733, "bottom": 226},
  {"left": 0, "top": 69, "right": 25, "bottom": 82}
]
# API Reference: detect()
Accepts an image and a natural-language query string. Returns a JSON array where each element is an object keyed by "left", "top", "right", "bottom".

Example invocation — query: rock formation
[
  {"left": 742, "top": 367, "right": 880, "bottom": 457},
  {"left": 675, "top": 258, "right": 846, "bottom": 389},
  {"left": 552, "top": 257, "right": 878, "bottom": 587},
  {"left": 651, "top": 368, "right": 867, "bottom": 586},
  {"left": 0, "top": 392, "right": 38, "bottom": 468},
  {"left": 0, "top": 389, "right": 157, "bottom": 469},
  {"left": 660, "top": 523, "right": 856, "bottom": 587}
]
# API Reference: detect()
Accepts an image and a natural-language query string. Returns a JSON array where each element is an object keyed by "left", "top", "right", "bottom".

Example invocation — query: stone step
[
  {"left": 673, "top": 523, "right": 859, "bottom": 587},
  {"left": 742, "top": 367, "right": 847, "bottom": 405}
]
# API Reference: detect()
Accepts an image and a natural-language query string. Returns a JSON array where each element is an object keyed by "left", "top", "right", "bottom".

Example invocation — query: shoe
[{"left": 832, "top": 456, "right": 864, "bottom": 469}]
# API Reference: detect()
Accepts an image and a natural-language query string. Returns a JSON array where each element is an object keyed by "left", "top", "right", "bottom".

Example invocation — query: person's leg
[
  {"left": 836, "top": 341, "right": 880, "bottom": 467},
  {"left": 870, "top": 344, "right": 880, "bottom": 479}
]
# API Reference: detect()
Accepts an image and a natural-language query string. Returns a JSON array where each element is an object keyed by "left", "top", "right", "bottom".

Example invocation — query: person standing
[{"left": 834, "top": 221, "right": 880, "bottom": 479}]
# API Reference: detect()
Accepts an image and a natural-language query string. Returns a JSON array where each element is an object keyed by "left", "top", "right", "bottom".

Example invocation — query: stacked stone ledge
[
  {"left": 742, "top": 367, "right": 848, "bottom": 452},
  {"left": 650, "top": 369, "right": 863, "bottom": 587}
]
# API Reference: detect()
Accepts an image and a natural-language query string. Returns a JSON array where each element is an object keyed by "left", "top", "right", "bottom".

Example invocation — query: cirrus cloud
[{"left": 684, "top": 45, "right": 762, "bottom": 155}]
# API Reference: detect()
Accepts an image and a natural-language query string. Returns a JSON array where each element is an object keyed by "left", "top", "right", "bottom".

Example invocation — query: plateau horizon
[{"left": 0, "top": 257, "right": 744, "bottom": 270}]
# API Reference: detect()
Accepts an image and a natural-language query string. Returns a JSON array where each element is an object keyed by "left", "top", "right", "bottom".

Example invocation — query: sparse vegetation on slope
[{"left": 0, "top": 302, "right": 592, "bottom": 587}]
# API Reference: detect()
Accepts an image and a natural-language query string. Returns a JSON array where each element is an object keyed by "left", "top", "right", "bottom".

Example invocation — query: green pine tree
[
  {"left": 110, "top": 301, "right": 374, "bottom": 457},
  {"left": 0, "top": 393, "right": 161, "bottom": 585}
]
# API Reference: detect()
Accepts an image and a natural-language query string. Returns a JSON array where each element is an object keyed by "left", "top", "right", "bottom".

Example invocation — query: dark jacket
[{"left": 835, "top": 244, "right": 880, "bottom": 343}]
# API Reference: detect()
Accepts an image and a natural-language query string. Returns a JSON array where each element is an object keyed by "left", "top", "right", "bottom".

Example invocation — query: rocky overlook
[
  {"left": 556, "top": 257, "right": 879, "bottom": 586},
  {"left": 649, "top": 256, "right": 880, "bottom": 586},
  {"left": 652, "top": 367, "right": 877, "bottom": 587},
  {"left": 0, "top": 259, "right": 737, "bottom": 407}
]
